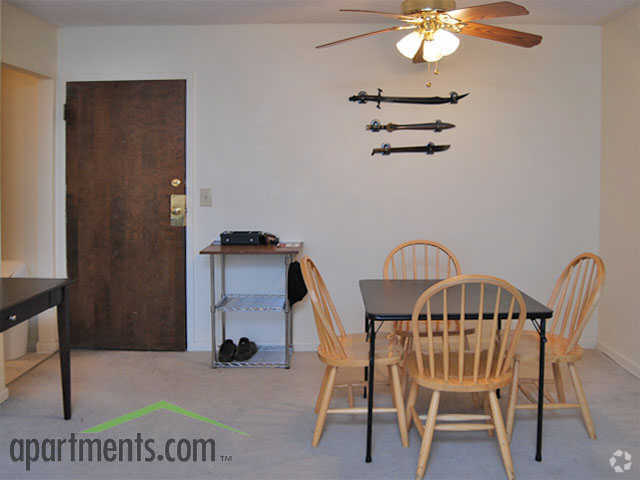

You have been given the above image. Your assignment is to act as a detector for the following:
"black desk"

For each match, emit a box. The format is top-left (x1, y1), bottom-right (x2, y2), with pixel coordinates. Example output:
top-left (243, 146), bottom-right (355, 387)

top-left (0, 278), bottom-right (73, 419)
top-left (359, 279), bottom-right (553, 464)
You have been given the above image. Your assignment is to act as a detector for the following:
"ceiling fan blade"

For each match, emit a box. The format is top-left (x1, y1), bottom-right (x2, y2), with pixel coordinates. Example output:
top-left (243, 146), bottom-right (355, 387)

top-left (459, 22), bottom-right (542, 47)
top-left (339, 9), bottom-right (418, 21)
top-left (315, 26), bottom-right (415, 49)
top-left (446, 2), bottom-right (529, 22)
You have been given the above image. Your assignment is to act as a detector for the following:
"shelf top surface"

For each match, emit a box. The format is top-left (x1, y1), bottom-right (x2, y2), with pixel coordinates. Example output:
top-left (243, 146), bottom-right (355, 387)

top-left (200, 242), bottom-right (302, 255)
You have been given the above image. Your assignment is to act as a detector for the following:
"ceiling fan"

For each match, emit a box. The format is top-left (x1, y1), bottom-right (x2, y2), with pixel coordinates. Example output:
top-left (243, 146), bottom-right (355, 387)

top-left (316, 1), bottom-right (542, 64)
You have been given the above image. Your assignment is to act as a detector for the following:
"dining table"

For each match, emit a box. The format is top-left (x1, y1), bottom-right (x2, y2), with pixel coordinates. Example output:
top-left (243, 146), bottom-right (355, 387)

top-left (359, 279), bottom-right (553, 464)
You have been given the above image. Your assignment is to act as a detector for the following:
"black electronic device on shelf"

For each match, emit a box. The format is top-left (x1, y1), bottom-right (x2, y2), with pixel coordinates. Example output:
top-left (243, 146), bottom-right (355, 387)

top-left (220, 231), bottom-right (279, 246)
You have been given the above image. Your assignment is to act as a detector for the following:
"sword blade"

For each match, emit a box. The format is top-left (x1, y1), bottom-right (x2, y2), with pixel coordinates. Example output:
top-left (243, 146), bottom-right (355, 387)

top-left (371, 144), bottom-right (450, 156)
top-left (350, 91), bottom-right (469, 106)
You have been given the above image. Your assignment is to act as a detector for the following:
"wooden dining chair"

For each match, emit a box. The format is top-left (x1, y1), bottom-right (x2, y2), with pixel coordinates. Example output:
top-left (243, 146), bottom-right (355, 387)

top-left (383, 241), bottom-right (472, 386)
top-left (383, 240), bottom-right (466, 337)
top-left (299, 256), bottom-right (409, 448)
top-left (507, 253), bottom-right (605, 442)
top-left (405, 275), bottom-right (528, 480)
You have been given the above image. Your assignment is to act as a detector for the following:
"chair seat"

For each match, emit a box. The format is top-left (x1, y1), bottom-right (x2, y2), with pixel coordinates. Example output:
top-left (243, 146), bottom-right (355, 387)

top-left (515, 331), bottom-right (584, 363)
top-left (318, 333), bottom-right (403, 368)
top-left (406, 350), bottom-right (513, 392)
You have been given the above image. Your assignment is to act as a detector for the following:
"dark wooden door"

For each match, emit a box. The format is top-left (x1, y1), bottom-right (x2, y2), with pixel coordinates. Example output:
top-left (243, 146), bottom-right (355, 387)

top-left (66, 80), bottom-right (186, 350)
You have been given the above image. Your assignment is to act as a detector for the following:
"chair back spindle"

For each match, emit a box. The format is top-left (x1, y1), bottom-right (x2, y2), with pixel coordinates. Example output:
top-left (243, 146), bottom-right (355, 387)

top-left (411, 275), bottom-right (527, 385)
top-left (300, 256), bottom-right (348, 360)
top-left (383, 240), bottom-right (461, 335)
top-left (547, 253), bottom-right (605, 353)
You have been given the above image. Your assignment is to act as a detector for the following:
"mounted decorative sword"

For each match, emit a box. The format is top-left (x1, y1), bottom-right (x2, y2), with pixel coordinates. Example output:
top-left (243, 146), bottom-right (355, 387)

top-left (366, 119), bottom-right (455, 133)
top-left (350, 89), bottom-right (469, 109)
top-left (371, 142), bottom-right (450, 156)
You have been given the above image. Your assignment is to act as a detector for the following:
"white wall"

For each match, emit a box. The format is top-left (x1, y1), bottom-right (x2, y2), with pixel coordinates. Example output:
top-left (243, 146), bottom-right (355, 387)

top-left (598, 5), bottom-right (640, 377)
top-left (57, 24), bottom-right (602, 351)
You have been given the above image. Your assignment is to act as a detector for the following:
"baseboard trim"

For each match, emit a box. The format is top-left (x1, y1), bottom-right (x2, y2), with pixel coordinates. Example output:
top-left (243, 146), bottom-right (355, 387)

top-left (0, 386), bottom-right (8, 404)
top-left (597, 341), bottom-right (640, 379)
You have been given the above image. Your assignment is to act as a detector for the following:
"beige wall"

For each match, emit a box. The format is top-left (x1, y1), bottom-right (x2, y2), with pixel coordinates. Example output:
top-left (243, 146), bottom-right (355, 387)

top-left (0, 0), bottom-right (7, 404)
top-left (1, 66), bottom-right (54, 277)
top-left (1, 2), bottom-right (57, 78)
top-left (58, 24), bottom-right (602, 351)
top-left (598, 5), bottom-right (640, 376)
top-left (1, 2), bottom-right (58, 354)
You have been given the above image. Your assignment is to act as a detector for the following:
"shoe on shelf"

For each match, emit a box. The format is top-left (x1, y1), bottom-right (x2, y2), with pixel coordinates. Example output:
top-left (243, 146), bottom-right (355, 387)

top-left (218, 339), bottom-right (236, 362)
top-left (234, 337), bottom-right (258, 362)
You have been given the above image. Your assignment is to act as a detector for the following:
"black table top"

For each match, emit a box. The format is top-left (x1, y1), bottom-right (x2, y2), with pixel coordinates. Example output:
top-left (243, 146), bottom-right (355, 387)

top-left (0, 278), bottom-right (72, 313)
top-left (360, 279), bottom-right (553, 321)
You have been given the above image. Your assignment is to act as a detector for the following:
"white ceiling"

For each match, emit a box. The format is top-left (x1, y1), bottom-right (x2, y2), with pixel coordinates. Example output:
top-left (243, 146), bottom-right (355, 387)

top-left (8, 0), bottom-right (639, 26)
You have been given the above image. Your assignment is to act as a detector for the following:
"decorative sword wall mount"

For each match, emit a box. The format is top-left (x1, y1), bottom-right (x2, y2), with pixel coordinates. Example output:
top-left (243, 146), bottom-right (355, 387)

top-left (349, 89), bottom-right (469, 109)
top-left (366, 119), bottom-right (455, 133)
top-left (371, 142), bottom-right (450, 157)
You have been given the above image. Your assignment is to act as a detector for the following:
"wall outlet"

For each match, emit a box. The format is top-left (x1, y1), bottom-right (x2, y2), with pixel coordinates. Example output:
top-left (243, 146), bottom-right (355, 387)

top-left (200, 188), bottom-right (212, 207)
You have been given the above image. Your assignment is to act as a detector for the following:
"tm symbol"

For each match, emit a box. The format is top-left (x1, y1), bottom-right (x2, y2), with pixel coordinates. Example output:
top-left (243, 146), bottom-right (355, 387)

top-left (219, 455), bottom-right (232, 463)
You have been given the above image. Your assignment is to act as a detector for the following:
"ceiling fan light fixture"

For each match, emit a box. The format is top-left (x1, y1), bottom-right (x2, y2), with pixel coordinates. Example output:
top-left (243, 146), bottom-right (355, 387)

top-left (432, 28), bottom-right (460, 56)
top-left (422, 39), bottom-right (443, 62)
top-left (396, 31), bottom-right (424, 58)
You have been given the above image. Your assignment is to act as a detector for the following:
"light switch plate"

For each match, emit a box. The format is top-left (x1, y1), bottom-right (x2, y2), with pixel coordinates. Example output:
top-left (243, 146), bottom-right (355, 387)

top-left (200, 188), bottom-right (212, 207)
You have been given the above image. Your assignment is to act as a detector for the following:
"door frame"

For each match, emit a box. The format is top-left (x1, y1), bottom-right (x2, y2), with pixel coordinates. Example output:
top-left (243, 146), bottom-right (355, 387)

top-left (55, 72), bottom-right (197, 350)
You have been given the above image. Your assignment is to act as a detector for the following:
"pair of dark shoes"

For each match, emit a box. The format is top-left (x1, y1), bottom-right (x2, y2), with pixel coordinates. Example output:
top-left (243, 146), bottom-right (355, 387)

top-left (218, 337), bottom-right (258, 362)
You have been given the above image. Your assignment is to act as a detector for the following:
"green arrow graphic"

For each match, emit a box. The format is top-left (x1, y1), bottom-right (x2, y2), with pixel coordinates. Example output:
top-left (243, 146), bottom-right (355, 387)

top-left (80, 401), bottom-right (249, 436)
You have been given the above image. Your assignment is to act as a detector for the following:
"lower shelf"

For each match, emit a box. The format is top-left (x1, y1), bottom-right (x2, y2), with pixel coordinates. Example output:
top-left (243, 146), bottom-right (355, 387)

top-left (213, 345), bottom-right (292, 369)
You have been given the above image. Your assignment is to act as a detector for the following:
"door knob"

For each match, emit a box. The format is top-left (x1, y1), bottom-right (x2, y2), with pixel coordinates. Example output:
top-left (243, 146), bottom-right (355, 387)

top-left (172, 207), bottom-right (183, 215)
top-left (171, 178), bottom-right (182, 188)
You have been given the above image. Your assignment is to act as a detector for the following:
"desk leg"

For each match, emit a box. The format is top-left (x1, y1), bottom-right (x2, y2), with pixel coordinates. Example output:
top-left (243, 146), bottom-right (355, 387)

top-left (366, 315), bottom-right (376, 463)
top-left (536, 317), bottom-right (547, 462)
top-left (56, 287), bottom-right (71, 420)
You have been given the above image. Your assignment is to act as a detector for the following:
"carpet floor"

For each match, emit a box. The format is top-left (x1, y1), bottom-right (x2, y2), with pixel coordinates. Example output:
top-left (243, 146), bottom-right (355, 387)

top-left (0, 349), bottom-right (638, 479)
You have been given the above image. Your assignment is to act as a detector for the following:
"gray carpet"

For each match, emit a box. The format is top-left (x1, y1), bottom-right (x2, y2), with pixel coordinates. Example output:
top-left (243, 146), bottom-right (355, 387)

top-left (0, 349), bottom-right (638, 479)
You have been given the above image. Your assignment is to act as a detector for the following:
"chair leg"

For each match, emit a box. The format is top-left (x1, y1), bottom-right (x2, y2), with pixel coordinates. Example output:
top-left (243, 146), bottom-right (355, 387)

top-left (488, 391), bottom-right (515, 480)
top-left (415, 390), bottom-right (440, 480)
top-left (406, 379), bottom-right (419, 432)
top-left (312, 366), bottom-right (337, 447)
top-left (568, 362), bottom-right (596, 439)
top-left (506, 359), bottom-right (520, 443)
top-left (390, 365), bottom-right (409, 447)
top-left (315, 366), bottom-right (330, 414)
top-left (483, 395), bottom-right (494, 437)
top-left (552, 362), bottom-right (567, 403)
top-left (388, 366), bottom-right (397, 410)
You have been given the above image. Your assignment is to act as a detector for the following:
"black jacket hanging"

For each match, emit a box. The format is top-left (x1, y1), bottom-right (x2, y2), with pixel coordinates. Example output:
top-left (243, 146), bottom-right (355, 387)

top-left (287, 261), bottom-right (307, 306)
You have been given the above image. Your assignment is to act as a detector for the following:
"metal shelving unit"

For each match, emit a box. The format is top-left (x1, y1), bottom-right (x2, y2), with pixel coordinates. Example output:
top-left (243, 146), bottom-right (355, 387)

top-left (200, 242), bottom-right (302, 369)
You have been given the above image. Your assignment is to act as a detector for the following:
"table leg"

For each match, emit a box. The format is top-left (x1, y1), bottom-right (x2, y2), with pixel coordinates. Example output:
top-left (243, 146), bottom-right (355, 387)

top-left (497, 317), bottom-right (502, 399)
top-left (221, 254), bottom-right (226, 344)
top-left (536, 317), bottom-right (547, 462)
top-left (364, 314), bottom-right (368, 399)
top-left (210, 255), bottom-right (217, 368)
top-left (284, 254), bottom-right (292, 369)
top-left (366, 315), bottom-right (376, 463)
top-left (56, 287), bottom-right (71, 420)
